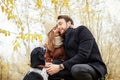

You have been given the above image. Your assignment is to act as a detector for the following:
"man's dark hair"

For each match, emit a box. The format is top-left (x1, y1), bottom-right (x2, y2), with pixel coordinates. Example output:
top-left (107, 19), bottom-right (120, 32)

top-left (57, 15), bottom-right (74, 25)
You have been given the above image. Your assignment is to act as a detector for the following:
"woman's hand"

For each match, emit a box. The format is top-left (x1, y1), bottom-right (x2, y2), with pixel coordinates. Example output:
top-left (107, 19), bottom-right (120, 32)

top-left (46, 64), bottom-right (60, 75)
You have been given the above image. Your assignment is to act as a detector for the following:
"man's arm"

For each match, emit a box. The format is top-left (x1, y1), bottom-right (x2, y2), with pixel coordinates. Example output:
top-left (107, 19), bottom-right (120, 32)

top-left (46, 63), bottom-right (64, 75)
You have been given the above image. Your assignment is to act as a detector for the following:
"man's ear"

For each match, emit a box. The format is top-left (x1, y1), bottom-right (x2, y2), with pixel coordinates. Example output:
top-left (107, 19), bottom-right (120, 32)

top-left (67, 21), bottom-right (72, 27)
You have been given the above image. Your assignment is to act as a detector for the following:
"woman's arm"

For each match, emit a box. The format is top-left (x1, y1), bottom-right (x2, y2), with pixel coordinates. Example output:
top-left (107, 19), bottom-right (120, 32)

top-left (45, 51), bottom-right (53, 62)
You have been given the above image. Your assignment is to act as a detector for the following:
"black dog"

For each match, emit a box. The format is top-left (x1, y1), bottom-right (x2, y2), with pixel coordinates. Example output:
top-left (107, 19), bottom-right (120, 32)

top-left (23, 47), bottom-right (46, 80)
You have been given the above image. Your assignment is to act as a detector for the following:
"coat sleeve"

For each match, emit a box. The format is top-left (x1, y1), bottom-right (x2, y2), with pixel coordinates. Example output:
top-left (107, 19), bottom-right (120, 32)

top-left (63, 26), bottom-right (94, 70)
top-left (45, 51), bottom-right (52, 62)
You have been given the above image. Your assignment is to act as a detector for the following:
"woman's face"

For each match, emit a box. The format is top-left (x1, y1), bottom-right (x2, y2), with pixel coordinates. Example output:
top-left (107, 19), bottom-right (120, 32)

top-left (53, 28), bottom-right (59, 36)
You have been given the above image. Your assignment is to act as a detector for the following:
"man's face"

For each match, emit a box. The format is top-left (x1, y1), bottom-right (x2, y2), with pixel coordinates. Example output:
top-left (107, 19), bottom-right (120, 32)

top-left (57, 19), bottom-right (69, 35)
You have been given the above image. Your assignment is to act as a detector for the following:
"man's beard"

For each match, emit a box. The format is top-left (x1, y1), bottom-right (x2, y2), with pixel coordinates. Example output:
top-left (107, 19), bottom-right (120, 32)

top-left (59, 24), bottom-right (68, 37)
top-left (59, 29), bottom-right (66, 37)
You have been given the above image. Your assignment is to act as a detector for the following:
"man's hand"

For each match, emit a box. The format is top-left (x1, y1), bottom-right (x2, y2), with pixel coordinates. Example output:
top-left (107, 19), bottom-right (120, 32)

top-left (46, 64), bottom-right (60, 75)
top-left (45, 62), bottom-right (52, 68)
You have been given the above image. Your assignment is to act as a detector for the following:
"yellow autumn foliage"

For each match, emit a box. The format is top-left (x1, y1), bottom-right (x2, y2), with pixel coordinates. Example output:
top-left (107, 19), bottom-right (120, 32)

top-left (16, 33), bottom-right (43, 43)
top-left (51, 0), bottom-right (58, 5)
top-left (0, 57), bottom-right (10, 80)
top-left (0, 29), bottom-right (11, 36)
top-left (1, 0), bottom-right (15, 20)
top-left (63, 0), bottom-right (69, 9)
top-left (13, 40), bottom-right (21, 51)
top-left (1, 6), bottom-right (5, 12)
top-left (83, 2), bottom-right (89, 13)
top-left (36, 0), bottom-right (42, 9)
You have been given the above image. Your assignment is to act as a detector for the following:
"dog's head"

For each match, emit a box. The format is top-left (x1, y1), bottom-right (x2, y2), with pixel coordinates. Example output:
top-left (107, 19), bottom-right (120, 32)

top-left (30, 47), bottom-right (46, 69)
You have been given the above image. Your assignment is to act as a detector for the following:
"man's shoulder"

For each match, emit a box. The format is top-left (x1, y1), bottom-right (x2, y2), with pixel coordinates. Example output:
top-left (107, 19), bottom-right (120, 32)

top-left (75, 25), bottom-right (89, 33)
top-left (76, 25), bottom-right (88, 30)
top-left (75, 25), bottom-right (94, 38)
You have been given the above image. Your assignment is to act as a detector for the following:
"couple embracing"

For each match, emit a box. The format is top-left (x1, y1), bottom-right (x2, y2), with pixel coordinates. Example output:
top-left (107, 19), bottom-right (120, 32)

top-left (24, 15), bottom-right (107, 80)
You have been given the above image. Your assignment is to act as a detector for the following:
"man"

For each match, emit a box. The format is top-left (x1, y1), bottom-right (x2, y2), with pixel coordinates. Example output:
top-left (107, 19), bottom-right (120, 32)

top-left (46, 15), bottom-right (107, 80)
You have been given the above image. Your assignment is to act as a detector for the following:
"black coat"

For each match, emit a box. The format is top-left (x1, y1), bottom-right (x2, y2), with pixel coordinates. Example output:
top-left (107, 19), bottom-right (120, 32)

top-left (62, 26), bottom-right (107, 78)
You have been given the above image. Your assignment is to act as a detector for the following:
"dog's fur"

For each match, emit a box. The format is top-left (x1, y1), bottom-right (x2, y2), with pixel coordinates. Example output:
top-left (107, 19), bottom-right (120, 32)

top-left (23, 47), bottom-right (47, 80)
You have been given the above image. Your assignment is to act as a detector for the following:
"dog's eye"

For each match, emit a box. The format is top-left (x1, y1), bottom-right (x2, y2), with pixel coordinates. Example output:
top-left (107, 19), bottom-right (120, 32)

top-left (39, 54), bottom-right (44, 60)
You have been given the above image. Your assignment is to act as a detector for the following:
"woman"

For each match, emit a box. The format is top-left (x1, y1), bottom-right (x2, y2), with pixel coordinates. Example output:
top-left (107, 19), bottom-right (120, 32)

top-left (45, 25), bottom-right (65, 64)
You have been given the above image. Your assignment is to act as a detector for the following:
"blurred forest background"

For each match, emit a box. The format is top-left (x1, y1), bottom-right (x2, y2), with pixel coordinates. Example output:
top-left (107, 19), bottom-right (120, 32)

top-left (0, 0), bottom-right (120, 80)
